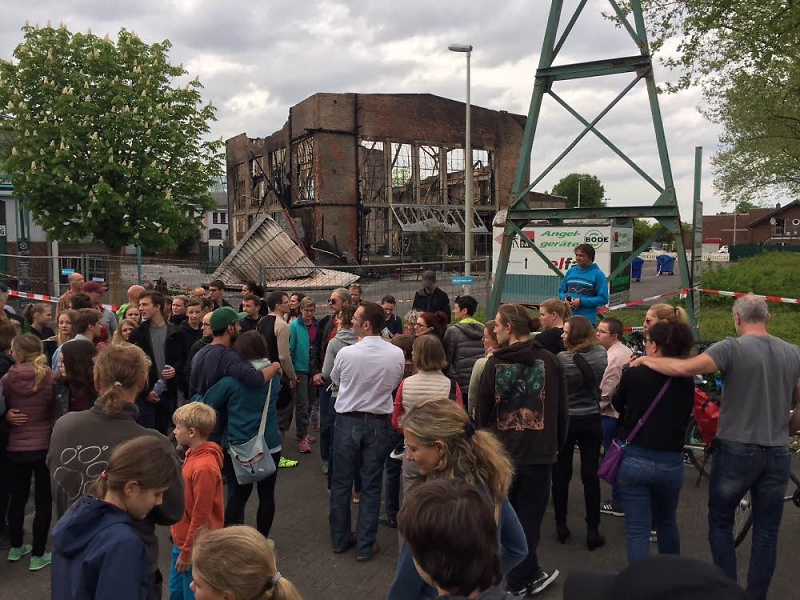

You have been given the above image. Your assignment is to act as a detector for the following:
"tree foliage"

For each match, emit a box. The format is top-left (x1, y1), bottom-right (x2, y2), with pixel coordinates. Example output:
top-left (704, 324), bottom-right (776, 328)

top-left (0, 24), bottom-right (223, 253)
top-left (550, 173), bottom-right (606, 209)
top-left (614, 1), bottom-right (800, 204)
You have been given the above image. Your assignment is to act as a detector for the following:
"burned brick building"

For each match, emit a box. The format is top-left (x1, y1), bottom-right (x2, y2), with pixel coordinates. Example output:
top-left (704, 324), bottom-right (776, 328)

top-left (226, 93), bottom-right (557, 265)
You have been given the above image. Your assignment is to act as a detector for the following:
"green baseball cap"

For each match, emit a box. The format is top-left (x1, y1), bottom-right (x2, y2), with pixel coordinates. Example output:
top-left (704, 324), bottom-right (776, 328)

top-left (209, 306), bottom-right (246, 331)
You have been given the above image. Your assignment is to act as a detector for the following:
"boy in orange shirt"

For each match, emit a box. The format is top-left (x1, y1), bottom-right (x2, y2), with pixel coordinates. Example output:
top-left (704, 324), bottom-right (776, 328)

top-left (170, 403), bottom-right (224, 600)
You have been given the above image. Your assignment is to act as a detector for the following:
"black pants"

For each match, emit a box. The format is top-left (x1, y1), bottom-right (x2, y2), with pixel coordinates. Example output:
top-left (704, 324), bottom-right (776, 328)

top-left (136, 397), bottom-right (175, 436)
top-left (506, 463), bottom-right (553, 590)
top-left (224, 451), bottom-right (280, 538)
top-left (8, 456), bottom-right (51, 556)
top-left (0, 431), bottom-right (11, 532)
top-left (552, 413), bottom-right (603, 530)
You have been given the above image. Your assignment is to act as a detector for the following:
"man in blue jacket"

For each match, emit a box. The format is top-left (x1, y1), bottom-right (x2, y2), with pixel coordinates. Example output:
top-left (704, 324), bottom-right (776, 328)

top-left (558, 243), bottom-right (609, 324)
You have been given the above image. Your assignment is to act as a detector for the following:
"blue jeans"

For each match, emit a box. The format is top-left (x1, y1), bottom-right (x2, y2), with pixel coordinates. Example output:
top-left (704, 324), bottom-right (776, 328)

top-left (319, 387), bottom-right (335, 463)
top-left (383, 430), bottom-right (404, 518)
top-left (617, 445), bottom-right (684, 563)
top-left (601, 415), bottom-right (622, 505)
top-left (708, 439), bottom-right (791, 600)
top-left (169, 546), bottom-right (194, 600)
top-left (329, 413), bottom-right (393, 557)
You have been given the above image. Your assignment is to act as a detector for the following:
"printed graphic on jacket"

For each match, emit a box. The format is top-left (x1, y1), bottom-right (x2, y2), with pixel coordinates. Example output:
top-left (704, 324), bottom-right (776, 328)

top-left (53, 445), bottom-right (109, 505)
top-left (564, 278), bottom-right (599, 297)
top-left (494, 360), bottom-right (546, 431)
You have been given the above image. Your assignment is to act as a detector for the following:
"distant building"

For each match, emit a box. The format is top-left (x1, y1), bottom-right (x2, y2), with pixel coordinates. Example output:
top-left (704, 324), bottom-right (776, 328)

top-left (226, 93), bottom-right (562, 264)
top-left (703, 202), bottom-right (800, 247)
top-left (201, 178), bottom-right (228, 248)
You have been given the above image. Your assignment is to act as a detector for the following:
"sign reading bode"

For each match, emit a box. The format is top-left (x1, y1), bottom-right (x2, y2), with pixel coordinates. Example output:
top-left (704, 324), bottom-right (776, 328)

top-left (492, 222), bottom-right (634, 304)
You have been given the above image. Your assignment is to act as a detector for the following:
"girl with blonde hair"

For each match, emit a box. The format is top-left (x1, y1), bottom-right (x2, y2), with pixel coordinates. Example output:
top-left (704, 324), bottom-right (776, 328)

top-left (388, 397), bottom-right (526, 600)
top-left (191, 525), bottom-right (302, 600)
top-left (643, 303), bottom-right (689, 333)
top-left (3, 333), bottom-right (56, 569)
top-left (112, 318), bottom-right (139, 345)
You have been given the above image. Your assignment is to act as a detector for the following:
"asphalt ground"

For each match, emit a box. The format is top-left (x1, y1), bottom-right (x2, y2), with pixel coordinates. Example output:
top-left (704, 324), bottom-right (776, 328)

top-left (3, 430), bottom-right (799, 600)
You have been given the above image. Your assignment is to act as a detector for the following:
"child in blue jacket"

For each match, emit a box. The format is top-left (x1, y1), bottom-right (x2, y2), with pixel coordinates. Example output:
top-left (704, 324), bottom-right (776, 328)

top-left (51, 436), bottom-right (180, 600)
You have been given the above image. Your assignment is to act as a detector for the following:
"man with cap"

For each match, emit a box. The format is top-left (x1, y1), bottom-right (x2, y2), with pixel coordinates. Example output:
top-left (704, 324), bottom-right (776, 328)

top-left (412, 271), bottom-right (451, 323)
top-left (81, 280), bottom-right (118, 336)
top-left (564, 555), bottom-right (748, 600)
top-left (56, 272), bottom-right (85, 317)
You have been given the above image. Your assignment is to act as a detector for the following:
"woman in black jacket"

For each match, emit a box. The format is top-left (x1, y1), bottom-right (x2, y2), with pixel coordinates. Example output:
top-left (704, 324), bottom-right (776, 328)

top-left (552, 315), bottom-right (607, 550)
top-left (612, 321), bottom-right (694, 563)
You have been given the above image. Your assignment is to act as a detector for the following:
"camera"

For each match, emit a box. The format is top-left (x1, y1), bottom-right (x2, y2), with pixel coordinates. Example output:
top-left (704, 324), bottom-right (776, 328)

top-left (566, 295), bottom-right (573, 302)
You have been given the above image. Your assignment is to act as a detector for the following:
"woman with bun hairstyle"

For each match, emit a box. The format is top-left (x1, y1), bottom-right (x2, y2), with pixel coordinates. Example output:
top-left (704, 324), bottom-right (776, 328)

top-left (475, 303), bottom-right (569, 596)
top-left (388, 397), bottom-right (526, 600)
top-left (414, 311), bottom-right (448, 341)
top-left (612, 321), bottom-right (695, 564)
top-left (536, 298), bottom-right (571, 355)
top-left (552, 315), bottom-right (608, 551)
top-left (191, 525), bottom-right (302, 600)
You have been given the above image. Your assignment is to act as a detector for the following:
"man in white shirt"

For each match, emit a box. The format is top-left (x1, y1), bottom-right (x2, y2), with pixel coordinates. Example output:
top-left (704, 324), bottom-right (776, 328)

top-left (595, 317), bottom-right (632, 518)
top-left (329, 301), bottom-right (404, 562)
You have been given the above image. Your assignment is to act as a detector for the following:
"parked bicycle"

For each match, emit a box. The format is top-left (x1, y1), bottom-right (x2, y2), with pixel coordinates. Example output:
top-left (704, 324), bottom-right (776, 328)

top-left (733, 469), bottom-right (800, 547)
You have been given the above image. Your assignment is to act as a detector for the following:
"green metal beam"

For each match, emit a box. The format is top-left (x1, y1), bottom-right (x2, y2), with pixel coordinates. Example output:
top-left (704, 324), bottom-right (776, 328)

top-left (537, 55), bottom-right (651, 82)
top-left (489, 1), bottom-right (693, 326)
top-left (506, 205), bottom-right (680, 221)
top-left (508, 221), bottom-right (566, 278)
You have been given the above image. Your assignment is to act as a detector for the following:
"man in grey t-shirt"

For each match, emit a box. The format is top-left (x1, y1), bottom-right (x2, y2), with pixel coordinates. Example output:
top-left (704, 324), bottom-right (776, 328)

top-left (634, 294), bottom-right (800, 600)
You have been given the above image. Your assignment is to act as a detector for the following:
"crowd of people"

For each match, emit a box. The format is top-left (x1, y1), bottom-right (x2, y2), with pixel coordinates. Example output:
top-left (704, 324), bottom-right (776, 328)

top-left (0, 246), bottom-right (798, 600)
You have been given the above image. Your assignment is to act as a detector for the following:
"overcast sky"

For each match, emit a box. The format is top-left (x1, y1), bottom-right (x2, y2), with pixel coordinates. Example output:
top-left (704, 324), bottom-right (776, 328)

top-left (2, 0), bottom-right (726, 218)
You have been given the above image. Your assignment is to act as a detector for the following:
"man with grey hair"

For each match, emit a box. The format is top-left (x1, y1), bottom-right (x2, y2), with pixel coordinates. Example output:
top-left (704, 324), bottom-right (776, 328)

top-left (311, 287), bottom-right (352, 474)
top-left (634, 293), bottom-right (800, 600)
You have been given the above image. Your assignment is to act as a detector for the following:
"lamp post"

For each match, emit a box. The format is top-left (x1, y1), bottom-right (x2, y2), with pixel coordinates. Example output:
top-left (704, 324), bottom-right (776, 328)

top-left (449, 43), bottom-right (473, 293)
top-left (577, 175), bottom-right (585, 209)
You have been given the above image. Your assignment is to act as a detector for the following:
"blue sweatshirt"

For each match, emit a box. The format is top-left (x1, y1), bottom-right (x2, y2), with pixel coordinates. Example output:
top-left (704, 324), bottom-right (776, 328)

top-left (52, 496), bottom-right (149, 600)
top-left (558, 262), bottom-right (609, 323)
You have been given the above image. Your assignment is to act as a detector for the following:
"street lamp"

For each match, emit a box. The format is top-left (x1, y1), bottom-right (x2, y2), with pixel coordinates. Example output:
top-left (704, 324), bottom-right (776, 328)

top-left (449, 43), bottom-right (473, 292)
top-left (577, 175), bottom-right (586, 209)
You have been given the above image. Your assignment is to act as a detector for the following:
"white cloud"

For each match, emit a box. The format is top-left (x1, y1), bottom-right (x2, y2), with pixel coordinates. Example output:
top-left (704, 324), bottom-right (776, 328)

top-left (0, 0), bottom-right (728, 214)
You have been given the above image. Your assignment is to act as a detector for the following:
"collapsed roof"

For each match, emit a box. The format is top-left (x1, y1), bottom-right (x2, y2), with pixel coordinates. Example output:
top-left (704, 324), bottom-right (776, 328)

top-left (211, 213), bottom-right (359, 290)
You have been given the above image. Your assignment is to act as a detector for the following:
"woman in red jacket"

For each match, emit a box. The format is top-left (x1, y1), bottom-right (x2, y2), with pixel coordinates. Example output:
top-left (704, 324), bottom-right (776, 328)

top-left (3, 333), bottom-right (56, 570)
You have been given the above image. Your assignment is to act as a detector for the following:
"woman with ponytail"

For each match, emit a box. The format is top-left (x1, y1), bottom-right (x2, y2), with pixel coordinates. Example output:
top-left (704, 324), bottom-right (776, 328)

top-left (191, 525), bottom-right (302, 600)
top-left (388, 397), bottom-right (526, 600)
top-left (51, 436), bottom-right (179, 600)
top-left (3, 333), bottom-right (56, 569)
top-left (536, 298), bottom-right (571, 355)
top-left (47, 344), bottom-right (184, 599)
top-left (474, 303), bottom-right (570, 596)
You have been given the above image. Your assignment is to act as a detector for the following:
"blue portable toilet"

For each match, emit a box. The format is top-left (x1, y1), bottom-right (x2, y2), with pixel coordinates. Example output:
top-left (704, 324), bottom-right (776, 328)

top-left (656, 254), bottom-right (675, 275)
top-left (631, 256), bottom-right (644, 281)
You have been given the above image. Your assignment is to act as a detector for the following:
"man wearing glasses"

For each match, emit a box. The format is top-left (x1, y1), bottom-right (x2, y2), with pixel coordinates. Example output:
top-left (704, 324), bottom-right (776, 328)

top-left (311, 288), bottom-right (352, 474)
top-left (595, 317), bottom-right (631, 518)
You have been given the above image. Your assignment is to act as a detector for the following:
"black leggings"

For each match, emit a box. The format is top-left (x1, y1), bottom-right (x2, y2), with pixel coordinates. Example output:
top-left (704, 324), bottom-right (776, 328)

top-left (552, 413), bottom-right (603, 530)
top-left (224, 451), bottom-right (280, 538)
top-left (8, 456), bottom-right (52, 556)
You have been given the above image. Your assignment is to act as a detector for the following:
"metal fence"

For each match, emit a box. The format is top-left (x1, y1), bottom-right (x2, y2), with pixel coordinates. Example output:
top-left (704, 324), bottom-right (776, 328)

top-left (0, 252), bottom-right (492, 319)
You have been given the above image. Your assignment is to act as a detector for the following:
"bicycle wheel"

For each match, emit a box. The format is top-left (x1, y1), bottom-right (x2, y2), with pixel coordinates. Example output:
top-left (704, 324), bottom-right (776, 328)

top-left (684, 418), bottom-right (712, 480)
top-left (733, 492), bottom-right (753, 547)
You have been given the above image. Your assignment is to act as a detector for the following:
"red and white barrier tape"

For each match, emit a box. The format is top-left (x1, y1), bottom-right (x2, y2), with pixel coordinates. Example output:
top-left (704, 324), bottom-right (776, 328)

top-left (7, 289), bottom-right (119, 312)
top-left (599, 289), bottom-right (684, 313)
top-left (696, 289), bottom-right (800, 306)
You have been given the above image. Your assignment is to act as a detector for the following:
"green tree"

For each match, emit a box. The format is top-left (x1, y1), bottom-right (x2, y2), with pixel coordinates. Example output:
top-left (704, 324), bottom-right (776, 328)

top-left (0, 24), bottom-right (222, 296)
top-left (613, 1), bottom-right (800, 203)
top-left (550, 173), bottom-right (606, 209)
